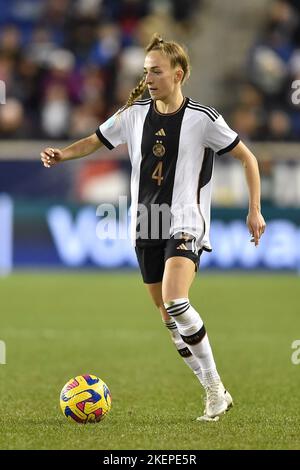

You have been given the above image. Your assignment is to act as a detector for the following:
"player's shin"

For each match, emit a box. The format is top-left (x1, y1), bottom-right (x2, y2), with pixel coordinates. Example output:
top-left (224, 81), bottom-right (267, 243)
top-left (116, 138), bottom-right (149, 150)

top-left (164, 298), bottom-right (220, 387)
top-left (163, 319), bottom-right (204, 387)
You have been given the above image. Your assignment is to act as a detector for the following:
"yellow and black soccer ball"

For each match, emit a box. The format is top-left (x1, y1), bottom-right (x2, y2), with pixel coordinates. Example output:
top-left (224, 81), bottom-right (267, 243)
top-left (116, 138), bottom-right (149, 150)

top-left (60, 374), bottom-right (112, 423)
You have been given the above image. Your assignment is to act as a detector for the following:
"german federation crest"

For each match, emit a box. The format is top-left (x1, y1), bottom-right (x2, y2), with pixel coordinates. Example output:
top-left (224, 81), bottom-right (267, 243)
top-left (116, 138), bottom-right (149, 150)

top-left (153, 141), bottom-right (165, 157)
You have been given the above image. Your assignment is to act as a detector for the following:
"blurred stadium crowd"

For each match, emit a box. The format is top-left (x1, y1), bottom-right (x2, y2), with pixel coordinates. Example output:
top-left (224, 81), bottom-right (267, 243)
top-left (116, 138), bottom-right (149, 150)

top-left (229, 0), bottom-right (300, 142)
top-left (0, 0), bottom-right (200, 140)
top-left (0, 0), bottom-right (299, 142)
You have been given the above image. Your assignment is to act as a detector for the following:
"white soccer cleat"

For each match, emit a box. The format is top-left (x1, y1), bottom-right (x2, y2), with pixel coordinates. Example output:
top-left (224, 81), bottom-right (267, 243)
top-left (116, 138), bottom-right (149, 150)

top-left (197, 383), bottom-right (233, 421)
top-left (197, 414), bottom-right (220, 422)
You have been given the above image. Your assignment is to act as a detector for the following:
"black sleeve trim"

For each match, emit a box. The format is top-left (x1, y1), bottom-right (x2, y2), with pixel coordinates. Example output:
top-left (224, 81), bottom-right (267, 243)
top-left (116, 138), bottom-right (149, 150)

top-left (95, 128), bottom-right (115, 150)
top-left (217, 136), bottom-right (240, 156)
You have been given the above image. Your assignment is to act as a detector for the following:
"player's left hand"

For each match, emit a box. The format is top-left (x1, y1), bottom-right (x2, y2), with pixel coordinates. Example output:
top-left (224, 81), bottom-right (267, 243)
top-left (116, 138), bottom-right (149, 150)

top-left (246, 210), bottom-right (266, 247)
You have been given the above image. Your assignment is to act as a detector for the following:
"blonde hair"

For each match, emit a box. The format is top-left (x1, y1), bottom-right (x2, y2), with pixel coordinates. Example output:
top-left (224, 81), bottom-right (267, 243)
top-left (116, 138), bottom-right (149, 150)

top-left (122, 33), bottom-right (190, 112)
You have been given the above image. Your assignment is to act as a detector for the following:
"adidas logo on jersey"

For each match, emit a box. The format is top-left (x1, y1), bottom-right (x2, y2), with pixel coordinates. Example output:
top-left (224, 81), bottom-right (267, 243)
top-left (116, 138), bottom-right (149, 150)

top-left (155, 128), bottom-right (166, 136)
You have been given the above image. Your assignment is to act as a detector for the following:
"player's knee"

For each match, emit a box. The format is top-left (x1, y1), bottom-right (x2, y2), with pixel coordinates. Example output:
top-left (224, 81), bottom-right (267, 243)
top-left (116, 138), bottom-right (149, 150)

top-left (163, 297), bottom-right (189, 311)
top-left (162, 287), bottom-right (189, 305)
top-left (163, 297), bottom-right (200, 325)
top-left (162, 292), bottom-right (180, 305)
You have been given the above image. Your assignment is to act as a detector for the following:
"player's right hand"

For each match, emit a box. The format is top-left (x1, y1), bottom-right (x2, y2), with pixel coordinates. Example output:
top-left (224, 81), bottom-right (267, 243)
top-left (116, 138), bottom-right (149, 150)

top-left (40, 148), bottom-right (63, 168)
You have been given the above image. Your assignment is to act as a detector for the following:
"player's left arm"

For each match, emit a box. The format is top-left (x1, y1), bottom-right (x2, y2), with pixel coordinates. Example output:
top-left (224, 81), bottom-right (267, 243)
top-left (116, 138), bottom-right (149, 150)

top-left (230, 141), bottom-right (266, 246)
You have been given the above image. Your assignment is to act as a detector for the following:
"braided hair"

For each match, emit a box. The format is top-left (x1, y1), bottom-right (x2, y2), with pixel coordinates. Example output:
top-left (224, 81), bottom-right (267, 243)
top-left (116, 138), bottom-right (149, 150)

top-left (122, 75), bottom-right (147, 111)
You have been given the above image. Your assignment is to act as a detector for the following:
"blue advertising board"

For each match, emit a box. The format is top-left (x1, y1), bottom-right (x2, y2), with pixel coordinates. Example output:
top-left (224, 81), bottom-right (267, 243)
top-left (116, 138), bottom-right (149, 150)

top-left (1, 194), bottom-right (300, 271)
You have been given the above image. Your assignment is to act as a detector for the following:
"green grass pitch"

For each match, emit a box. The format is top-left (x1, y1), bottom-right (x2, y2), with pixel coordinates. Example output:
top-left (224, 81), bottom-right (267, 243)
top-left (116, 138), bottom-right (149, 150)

top-left (0, 272), bottom-right (299, 450)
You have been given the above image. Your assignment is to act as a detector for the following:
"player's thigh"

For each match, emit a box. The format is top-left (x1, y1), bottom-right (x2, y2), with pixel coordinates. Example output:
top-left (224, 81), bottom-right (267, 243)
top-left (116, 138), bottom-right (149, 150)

top-left (162, 256), bottom-right (196, 303)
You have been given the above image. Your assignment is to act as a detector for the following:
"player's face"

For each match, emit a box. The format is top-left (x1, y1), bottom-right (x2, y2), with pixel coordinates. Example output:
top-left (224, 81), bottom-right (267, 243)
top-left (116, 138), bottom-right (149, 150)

top-left (144, 51), bottom-right (181, 101)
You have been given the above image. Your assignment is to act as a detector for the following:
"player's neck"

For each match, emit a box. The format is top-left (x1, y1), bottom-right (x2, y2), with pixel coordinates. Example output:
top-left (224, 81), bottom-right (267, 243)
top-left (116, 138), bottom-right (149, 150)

top-left (155, 92), bottom-right (185, 114)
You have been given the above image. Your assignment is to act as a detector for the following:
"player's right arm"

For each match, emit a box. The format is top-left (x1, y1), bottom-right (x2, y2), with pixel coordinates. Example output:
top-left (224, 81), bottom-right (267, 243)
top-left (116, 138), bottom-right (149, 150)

top-left (40, 133), bottom-right (103, 168)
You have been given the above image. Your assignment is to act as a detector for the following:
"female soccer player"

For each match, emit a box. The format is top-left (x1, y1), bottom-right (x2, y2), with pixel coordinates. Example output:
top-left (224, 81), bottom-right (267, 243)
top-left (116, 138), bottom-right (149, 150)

top-left (41, 33), bottom-right (266, 421)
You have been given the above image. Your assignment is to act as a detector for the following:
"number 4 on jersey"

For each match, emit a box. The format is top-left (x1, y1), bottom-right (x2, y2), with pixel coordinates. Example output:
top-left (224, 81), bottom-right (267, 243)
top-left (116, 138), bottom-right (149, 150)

top-left (152, 161), bottom-right (164, 186)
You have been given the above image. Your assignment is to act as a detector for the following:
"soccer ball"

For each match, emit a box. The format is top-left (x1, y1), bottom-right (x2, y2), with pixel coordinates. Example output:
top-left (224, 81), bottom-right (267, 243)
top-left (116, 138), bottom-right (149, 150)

top-left (60, 374), bottom-right (112, 423)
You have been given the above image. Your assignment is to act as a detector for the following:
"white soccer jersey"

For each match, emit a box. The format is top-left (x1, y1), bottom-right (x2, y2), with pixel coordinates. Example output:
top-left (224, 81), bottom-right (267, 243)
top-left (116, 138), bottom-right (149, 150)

top-left (96, 97), bottom-right (239, 251)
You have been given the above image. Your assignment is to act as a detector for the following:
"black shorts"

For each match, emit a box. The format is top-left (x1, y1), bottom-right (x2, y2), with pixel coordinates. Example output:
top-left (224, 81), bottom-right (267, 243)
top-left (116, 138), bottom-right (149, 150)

top-left (135, 232), bottom-right (202, 284)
